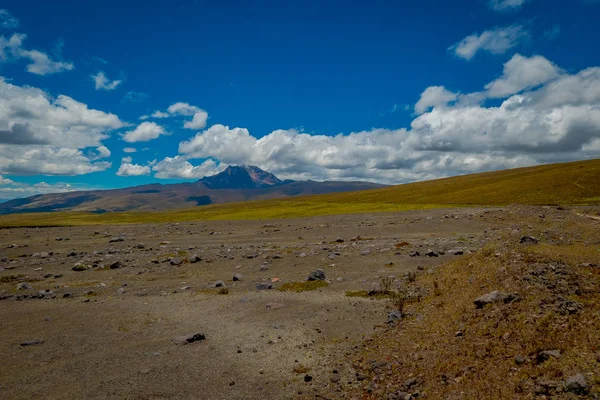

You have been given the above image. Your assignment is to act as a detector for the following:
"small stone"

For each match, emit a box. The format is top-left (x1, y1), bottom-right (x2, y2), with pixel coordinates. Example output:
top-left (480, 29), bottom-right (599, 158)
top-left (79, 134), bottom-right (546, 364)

top-left (213, 280), bottom-right (226, 288)
top-left (425, 250), bottom-right (438, 257)
top-left (579, 262), bottom-right (598, 268)
top-left (537, 350), bottom-right (561, 363)
top-left (188, 254), bottom-right (201, 263)
top-left (62, 292), bottom-right (72, 298)
top-left (404, 378), bottom-right (417, 388)
top-left (474, 290), bottom-right (519, 308)
top-left (564, 374), bottom-right (588, 395)
top-left (109, 236), bottom-right (125, 243)
top-left (307, 269), bottom-right (326, 281)
top-left (409, 251), bottom-right (420, 257)
top-left (255, 283), bottom-right (273, 290)
top-left (387, 310), bottom-right (402, 323)
top-left (265, 303), bottom-right (286, 309)
top-left (136, 243), bottom-right (145, 249)
top-left (109, 261), bottom-right (123, 269)
top-left (17, 282), bottom-right (32, 290)
top-left (172, 333), bottom-right (206, 345)
top-left (37, 289), bottom-right (55, 299)
top-left (259, 264), bottom-right (269, 271)
top-left (448, 248), bottom-right (464, 256)
top-left (514, 355), bottom-right (526, 365)
top-left (170, 258), bottom-right (182, 266)
top-left (335, 238), bottom-right (344, 243)
top-left (304, 375), bottom-right (313, 383)
top-left (117, 287), bottom-right (125, 295)
top-left (519, 236), bottom-right (538, 245)
top-left (233, 274), bottom-right (242, 281)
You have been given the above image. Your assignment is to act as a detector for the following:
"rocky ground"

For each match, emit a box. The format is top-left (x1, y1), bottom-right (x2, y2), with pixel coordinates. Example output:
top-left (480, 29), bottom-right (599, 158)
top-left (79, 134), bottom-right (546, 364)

top-left (0, 206), bottom-right (597, 399)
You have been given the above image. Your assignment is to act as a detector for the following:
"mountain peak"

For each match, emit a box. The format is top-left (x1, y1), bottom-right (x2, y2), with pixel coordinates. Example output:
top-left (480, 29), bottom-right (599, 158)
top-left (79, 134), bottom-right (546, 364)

top-left (198, 165), bottom-right (284, 189)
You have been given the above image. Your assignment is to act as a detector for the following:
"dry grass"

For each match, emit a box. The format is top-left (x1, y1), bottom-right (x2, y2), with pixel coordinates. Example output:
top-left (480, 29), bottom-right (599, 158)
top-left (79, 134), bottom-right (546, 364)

top-left (347, 220), bottom-right (600, 399)
top-left (1, 158), bottom-right (599, 227)
top-left (278, 280), bottom-right (329, 292)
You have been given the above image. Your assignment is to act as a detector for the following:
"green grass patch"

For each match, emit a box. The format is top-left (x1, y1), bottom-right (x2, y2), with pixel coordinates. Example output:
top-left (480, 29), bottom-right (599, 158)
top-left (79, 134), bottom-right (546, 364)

top-left (278, 280), bottom-right (329, 292)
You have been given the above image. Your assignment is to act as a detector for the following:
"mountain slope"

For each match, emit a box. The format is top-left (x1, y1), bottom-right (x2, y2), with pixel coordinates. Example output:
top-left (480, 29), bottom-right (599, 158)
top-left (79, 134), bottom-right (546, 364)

top-left (0, 166), bottom-right (384, 214)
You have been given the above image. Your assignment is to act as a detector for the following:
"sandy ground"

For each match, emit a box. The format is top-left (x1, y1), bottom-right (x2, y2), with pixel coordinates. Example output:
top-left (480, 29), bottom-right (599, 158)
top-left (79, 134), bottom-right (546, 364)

top-left (0, 208), bottom-right (498, 399)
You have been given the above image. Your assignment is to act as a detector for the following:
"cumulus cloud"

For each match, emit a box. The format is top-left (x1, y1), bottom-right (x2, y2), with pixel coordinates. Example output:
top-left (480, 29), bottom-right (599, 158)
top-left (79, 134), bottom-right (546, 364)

top-left (0, 33), bottom-right (74, 75)
top-left (122, 122), bottom-right (167, 143)
top-left (415, 86), bottom-right (458, 114)
top-left (165, 55), bottom-right (600, 183)
top-left (0, 146), bottom-right (111, 175)
top-left (0, 180), bottom-right (82, 199)
top-left (143, 102), bottom-right (209, 129)
top-left (122, 91), bottom-right (148, 103)
top-left (152, 156), bottom-right (225, 179)
top-left (449, 25), bottom-right (528, 60)
top-left (0, 9), bottom-right (19, 29)
top-left (488, 0), bottom-right (528, 11)
top-left (485, 54), bottom-right (562, 98)
top-left (116, 156), bottom-right (151, 176)
top-left (92, 71), bottom-right (122, 91)
top-left (123, 147), bottom-right (137, 153)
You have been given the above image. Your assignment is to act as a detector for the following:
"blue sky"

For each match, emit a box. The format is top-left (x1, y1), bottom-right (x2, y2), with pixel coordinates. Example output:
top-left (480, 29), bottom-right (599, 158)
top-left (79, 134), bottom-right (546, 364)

top-left (0, 0), bottom-right (599, 198)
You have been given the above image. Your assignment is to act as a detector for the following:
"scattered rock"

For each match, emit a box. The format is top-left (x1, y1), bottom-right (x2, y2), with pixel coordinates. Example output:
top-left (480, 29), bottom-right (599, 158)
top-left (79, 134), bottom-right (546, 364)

top-left (307, 269), bottom-right (326, 281)
top-left (109, 236), bottom-right (125, 243)
top-left (335, 238), bottom-right (344, 243)
top-left (109, 261), bottom-right (123, 269)
top-left (514, 355), bottom-right (526, 365)
top-left (256, 283), bottom-right (273, 290)
top-left (259, 264), bottom-right (269, 271)
top-left (361, 250), bottom-right (370, 256)
top-left (425, 250), bottom-right (438, 257)
top-left (170, 258), bottom-right (182, 266)
top-left (232, 274), bottom-right (242, 281)
top-left (565, 374), bottom-right (588, 395)
top-left (117, 287), bottom-right (125, 295)
top-left (172, 333), bottom-right (206, 345)
top-left (387, 310), bottom-right (402, 323)
top-left (519, 236), bottom-right (538, 245)
top-left (409, 251), bottom-right (420, 257)
top-left (213, 280), bottom-right (226, 288)
top-left (37, 289), bottom-right (55, 299)
top-left (265, 303), bottom-right (286, 309)
top-left (448, 248), bottom-right (464, 256)
top-left (579, 262), bottom-right (598, 268)
top-left (537, 349), bottom-right (561, 363)
top-left (136, 243), bottom-right (145, 249)
top-left (474, 290), bottom-right (519, 308)
top-left (17, 282), bottom-right (32, 290)
top-left (188, 254), bottom-right (201, 263)
top-left (72, 262), bottom-right (89, 272)
top-left (304, 375), bottom-right (313, 383)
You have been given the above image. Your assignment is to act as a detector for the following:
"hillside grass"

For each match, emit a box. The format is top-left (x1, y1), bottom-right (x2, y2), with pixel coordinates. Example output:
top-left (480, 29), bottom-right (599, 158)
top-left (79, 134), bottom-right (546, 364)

top-left (1, 158), bottom-right (599, 227)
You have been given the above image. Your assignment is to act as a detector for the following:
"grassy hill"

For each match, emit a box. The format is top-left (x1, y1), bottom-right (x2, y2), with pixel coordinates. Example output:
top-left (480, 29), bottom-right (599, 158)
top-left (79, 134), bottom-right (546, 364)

top-left (1, 158), bottom-right (598, 227)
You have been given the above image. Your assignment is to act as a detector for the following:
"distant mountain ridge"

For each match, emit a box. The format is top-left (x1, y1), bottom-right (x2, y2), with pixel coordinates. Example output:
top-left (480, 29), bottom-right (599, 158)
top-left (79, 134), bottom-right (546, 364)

top-left (0, 166), bottom-right (385, 214)
top-left (198, 165), bottom-right (285, 189)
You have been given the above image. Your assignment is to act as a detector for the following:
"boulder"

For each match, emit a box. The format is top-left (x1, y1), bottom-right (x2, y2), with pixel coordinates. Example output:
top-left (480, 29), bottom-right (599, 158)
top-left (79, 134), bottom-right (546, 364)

top-left (474, 290), bottom-right (519, 308)
top-left (307, 269), bottom-right (326, 281)
top-left (565, 374), bottom-right (589, 395)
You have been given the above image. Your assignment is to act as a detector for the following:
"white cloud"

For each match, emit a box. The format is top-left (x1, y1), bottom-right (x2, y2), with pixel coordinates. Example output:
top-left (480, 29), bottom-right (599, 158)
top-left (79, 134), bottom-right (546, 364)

top-left (123, 91), bottom-right (148, 103)
top-left (0, 174), bottom-right (13, 184)
top-left (0, 9), bottom-right (19, 29)
top-left (169, 55), bottom-right (600, 184)
top-left (485, 54), bottom-right (562, 98)
top-left (123, 147), bottom-right (137, 153)
top-left (184, 110), bottom-right (208, 129)
top-left (0, 180), bottom-right (81, 199)
top-left (167, 102), bottom-right (201, 116)
top-left (116, 157), bottom-right (151, 176)
top-left (415, 86), bottom-right (458, 114)
top-left (122, 122), bottom-right (167, 143)
top-left (449, 25), bottom-right (528, 60)
top-left (92, 71), bottom-right (122, 91)
top-left (0, 146), bottom-right (111, 175)
top-left (0, 33), bottom-right (74, 75)
top-left (152, 111), bottom-right (170, 118)
top-left (152, 156), bottom-right (225, 179)
top-left (488, 0), bottom-right (528, 11)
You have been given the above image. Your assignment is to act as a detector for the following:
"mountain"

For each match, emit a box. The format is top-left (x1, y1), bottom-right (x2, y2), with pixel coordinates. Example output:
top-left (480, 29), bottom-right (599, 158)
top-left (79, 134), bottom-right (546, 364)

top-left (198, 165), bottom-right (284, 189)
top-left (0, 166), bottom-right (385, 214)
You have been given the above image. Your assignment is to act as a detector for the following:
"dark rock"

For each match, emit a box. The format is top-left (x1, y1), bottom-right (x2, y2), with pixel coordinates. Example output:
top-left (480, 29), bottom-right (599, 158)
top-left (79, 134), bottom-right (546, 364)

top-left (537, 349), bottom-right (561, 363)
top-left (307, 269), bottom-right (326, 281)
top-left (170, 258), bottom-right (182, 266)
top-left (409, 251), bottom-right (420, 257)
top-left (17, 282), bottom-right (32, 290)
top-left (136, 243), bottom-right (145, 249)
top-left (109, 261), bottom-right (123, 269)
top-left (304, 375), bottom-right (313, 383)
top-left (425, 250), bottom-right (438, 257)
top-left (579, 262), bottom-right (598, 268)
top-left (20, 340), bottom-right (44, 346)
top-left (387, 310), bottom-right (402, 323)
top-left (474, 290), bottom-right (519, 308)
top-left (37, 289), bottom-right (55, 299)
top-left (256, 283), bottom-right (273, 290)
top-left (72, 262), bottom-right (88, 271)
top-left (335, 238), bottom-right (344, 243)
top-left (565, 374), bottom-right (588, 395)
top-left (67, 251), bottom-right (77, 257)
top-left (172, 333), bottom-right (206, 345)
top-left (514, 355), bottom-right (526, 365)
top-left (519, 236), bottom-right (539, 245)
top-left (259, 264), bottom-right (269, 271)
top-left (448, 248), bottom-right (464, 256)
top-left (265, 303), bottom-right (286, 309)
top-left (62, 292), bottom-right (72, 298)
top-left (233, 274), bottom-right (242, 281)
top-left (404, 378), bottom-right (417, 388)
top-left (188, 254), bottom-right (201, 263)
top-left (213, 280), bottom-right (226, 288)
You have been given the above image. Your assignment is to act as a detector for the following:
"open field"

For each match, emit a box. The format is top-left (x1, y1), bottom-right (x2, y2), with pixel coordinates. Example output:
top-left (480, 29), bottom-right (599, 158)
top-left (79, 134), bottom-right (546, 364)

top-left (1, 205), bottom-right (598, 399)
top-left (0, 158), bottom-right (598, 227)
